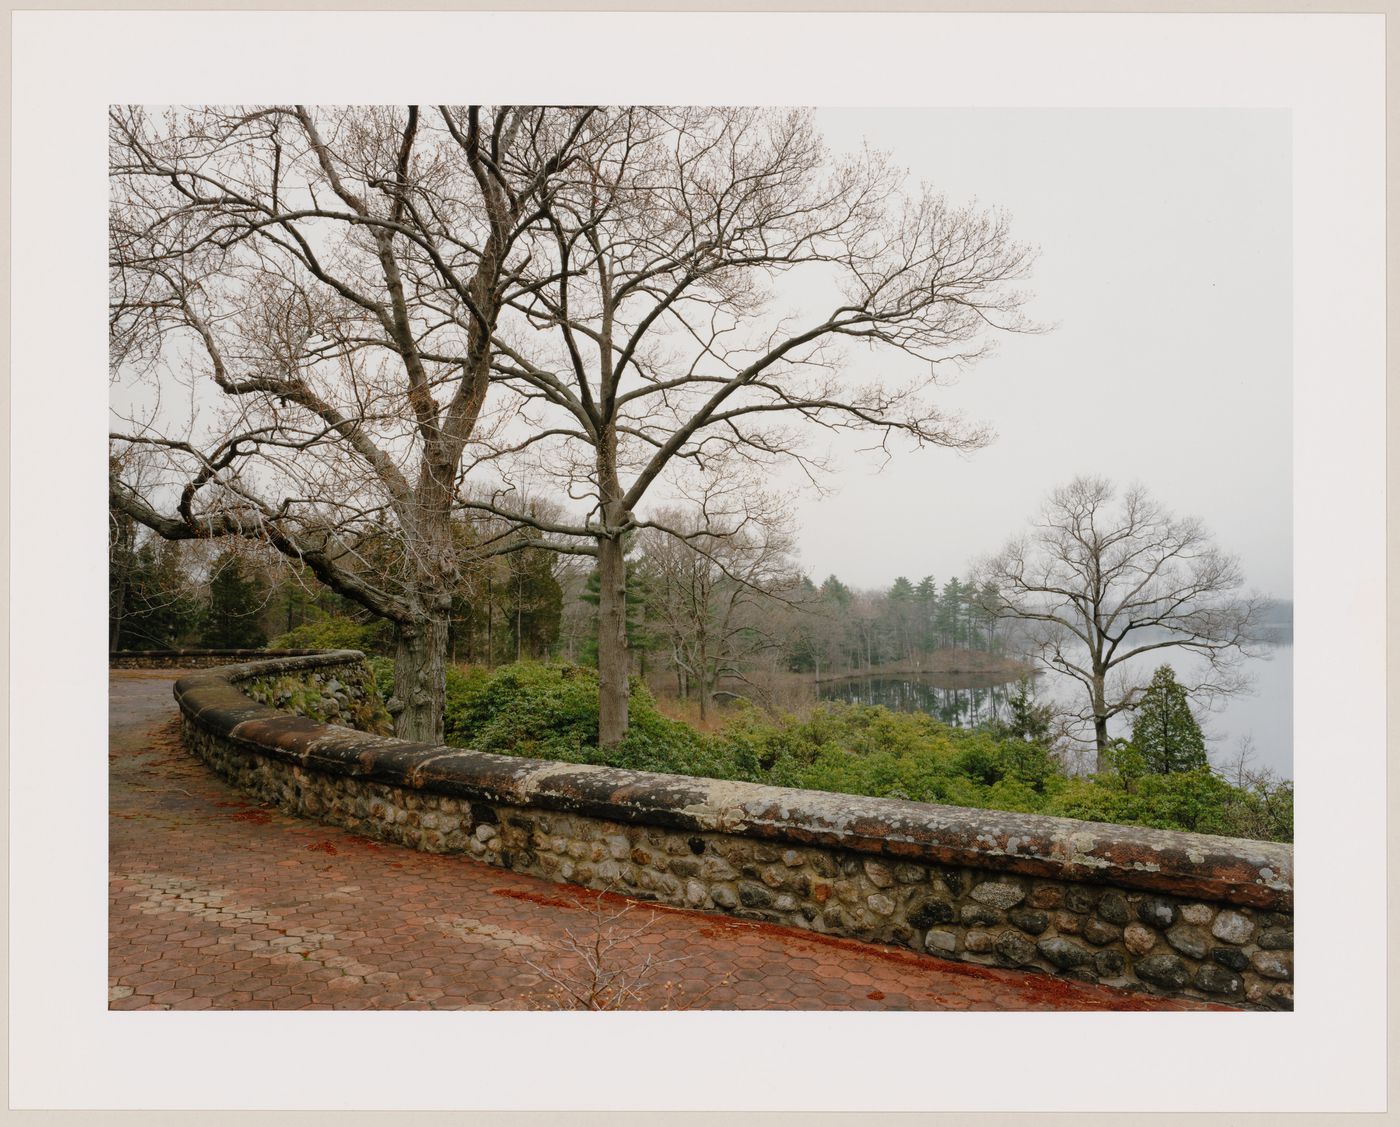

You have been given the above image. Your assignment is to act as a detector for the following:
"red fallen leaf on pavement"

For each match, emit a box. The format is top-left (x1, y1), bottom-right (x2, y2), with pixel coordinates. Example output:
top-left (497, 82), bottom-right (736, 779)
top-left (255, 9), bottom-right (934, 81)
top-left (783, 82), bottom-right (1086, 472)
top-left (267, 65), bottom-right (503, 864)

top-left (231, 810), bottom-right (272, 825)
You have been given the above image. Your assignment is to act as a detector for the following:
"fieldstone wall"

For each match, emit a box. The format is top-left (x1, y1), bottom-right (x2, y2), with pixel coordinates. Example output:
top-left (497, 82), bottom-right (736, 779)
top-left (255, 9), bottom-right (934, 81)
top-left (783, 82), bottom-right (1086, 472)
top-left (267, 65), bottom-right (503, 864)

top-left (236, 653), bottom-right (392, 736)
top-left (172, 652), bottom-right (1294, 1010)
top-left (110, 649), bottom-right (325, 670)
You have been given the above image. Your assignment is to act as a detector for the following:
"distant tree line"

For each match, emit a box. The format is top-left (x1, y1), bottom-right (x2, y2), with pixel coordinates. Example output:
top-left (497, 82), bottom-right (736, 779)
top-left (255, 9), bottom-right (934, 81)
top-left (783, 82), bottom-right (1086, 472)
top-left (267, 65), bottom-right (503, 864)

top-left (786, 574), bottom-right (1004, 678)
top-left (111, 499), bottom-right (1009, 706)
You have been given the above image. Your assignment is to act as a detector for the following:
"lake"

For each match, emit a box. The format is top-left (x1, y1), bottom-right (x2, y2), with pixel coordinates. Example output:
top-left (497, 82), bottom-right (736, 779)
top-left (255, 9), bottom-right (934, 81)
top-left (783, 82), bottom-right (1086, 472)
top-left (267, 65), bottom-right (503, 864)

top-left (816, 644), bottom-right (1293, 780)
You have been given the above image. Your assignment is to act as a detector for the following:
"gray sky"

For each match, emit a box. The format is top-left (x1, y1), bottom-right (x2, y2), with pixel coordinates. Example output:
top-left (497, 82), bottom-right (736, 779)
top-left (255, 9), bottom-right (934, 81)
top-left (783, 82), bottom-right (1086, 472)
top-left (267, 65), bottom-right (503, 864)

top-left (785, 109), bottom-right (1291, 597)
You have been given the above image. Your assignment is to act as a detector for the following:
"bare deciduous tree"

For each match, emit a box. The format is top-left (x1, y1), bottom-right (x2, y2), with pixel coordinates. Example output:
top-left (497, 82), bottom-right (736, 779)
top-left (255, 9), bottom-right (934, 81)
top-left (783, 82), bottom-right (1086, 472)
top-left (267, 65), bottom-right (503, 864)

top-left (108, 105), bottom-right (601, 741)
top-left (974, 476), bottom-right (1267, 771)
top-left (635, 483), bottom-right (798, 721)
top-left (461, 106), bottom-right (1037, 744)
top-left (111, 105), bottom-right (1036, 747)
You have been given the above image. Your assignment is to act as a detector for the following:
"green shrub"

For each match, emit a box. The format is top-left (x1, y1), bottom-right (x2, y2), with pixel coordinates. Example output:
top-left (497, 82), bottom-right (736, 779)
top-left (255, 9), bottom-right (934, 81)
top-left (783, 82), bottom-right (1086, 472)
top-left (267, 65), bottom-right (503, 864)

top-left (1041, 766), bottom-right (1291, 842)
top-left (1040, 776), bottom-right (1147, 827)
top-left (448, 663), bottom-right (601, 759)
top-left (268, 615), bottom-right (381, 653)
top-left (429, 662), bottom-right (1290, 842)
top-left (367, 655), bottom-right (395, 702)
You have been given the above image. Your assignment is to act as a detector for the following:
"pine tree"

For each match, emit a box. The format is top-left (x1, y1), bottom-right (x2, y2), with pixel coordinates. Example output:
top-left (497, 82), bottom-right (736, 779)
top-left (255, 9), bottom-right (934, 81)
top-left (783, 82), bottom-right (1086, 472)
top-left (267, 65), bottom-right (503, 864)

top-left (884, 576), bottom-right (916, 660)
top-left (1131, 665), bottom-right (1208, 774)
top-left (201, 550), bottom-right (269, 649)
top-left (114, 537), bottom-right (203, 649)
top-left (579, 555), bottom-right (655, 671)
top-left (501, 548), bottom-right (564, 661)
top-left (915, 575), bottom-right (939, 651)
top-left (937, 577), bottom-right (964, 648)
top-left (1003, 676), bottom-right (1054, 744)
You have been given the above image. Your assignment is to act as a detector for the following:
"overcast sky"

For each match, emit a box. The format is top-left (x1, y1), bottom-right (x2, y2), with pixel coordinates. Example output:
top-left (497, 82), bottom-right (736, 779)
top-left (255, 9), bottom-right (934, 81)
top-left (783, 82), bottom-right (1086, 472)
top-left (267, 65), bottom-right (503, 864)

top-left (782, 109), bottom-right (1291, 598)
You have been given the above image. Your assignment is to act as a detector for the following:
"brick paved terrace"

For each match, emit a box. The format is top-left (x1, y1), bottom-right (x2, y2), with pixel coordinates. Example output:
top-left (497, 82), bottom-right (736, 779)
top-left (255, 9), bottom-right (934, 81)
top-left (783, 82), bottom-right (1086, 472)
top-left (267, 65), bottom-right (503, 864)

top-left (110, 669), bottom-right (1230, 1012)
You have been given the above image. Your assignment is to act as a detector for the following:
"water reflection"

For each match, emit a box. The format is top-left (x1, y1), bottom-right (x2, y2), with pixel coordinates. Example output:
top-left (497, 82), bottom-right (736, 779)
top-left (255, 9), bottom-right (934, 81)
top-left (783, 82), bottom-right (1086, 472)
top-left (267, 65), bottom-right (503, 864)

top-left (816, 674), bottom-right (1019, 729)
top-left (815, 644), bottom-right (1293, 780)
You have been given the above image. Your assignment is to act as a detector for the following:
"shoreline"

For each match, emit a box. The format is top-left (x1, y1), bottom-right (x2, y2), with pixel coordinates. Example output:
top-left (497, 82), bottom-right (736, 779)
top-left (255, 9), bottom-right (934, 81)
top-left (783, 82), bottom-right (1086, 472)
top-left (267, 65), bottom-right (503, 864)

top-left (811, 651), bottom-right (1035, 685)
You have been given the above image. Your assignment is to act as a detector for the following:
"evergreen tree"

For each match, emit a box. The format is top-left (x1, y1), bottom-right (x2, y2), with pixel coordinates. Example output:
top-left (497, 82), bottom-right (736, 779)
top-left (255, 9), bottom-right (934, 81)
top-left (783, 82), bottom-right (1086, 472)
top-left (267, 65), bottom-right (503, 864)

top-left (937, 577), bottom-right (964, 648)
top-left (785, 575), bottom-right (825, 674)
top-left (883, 576), bottom-right (917, 660)
top-left (113, 537), bottom-right (202, 648)
top-left (579, 552), bottom-right (656, 671)
top-left (973, 581), bottom-right (1001, 651)
top-left (814, 574), bottom-right (858, 668)
top-left (1131, 665), bottom-right (1208, 774)
top-left (201, 550), bottom-right (269, 648)
top-left (501, 548), bottom-right (565, 662)
top-left (109, 504), bottom-right (139, 650)
top-left (1002, 676), bottom-right (1054, 744)
top-left (915, 575), bottom-right (939, 651)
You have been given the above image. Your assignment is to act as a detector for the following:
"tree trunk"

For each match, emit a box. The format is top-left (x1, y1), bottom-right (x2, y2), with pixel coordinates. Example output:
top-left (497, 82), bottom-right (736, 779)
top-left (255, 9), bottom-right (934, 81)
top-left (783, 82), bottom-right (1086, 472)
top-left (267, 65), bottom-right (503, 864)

top-left (388, 612), bottom-right (449, 744)
top-left (697, 637), bottom-right (709, 722)
top-left (485, 576), bottom-right (494, 667)
top-left (110, 573), bottom-right (127, 650)
top-left (1092, 671), bottom-right (1110, 773)
top-left (596, 533), bottom-right (630, 747)
top-left (109, 526), bottom-right (133, 650)
top-left (1093, 716), bottom-right (1111, 773)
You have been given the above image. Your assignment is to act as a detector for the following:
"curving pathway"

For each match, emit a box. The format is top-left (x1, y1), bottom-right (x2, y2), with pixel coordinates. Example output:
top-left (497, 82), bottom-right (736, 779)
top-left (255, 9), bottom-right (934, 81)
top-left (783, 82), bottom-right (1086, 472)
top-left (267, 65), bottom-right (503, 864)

top-left (109, 669), bottom-right (1226, 1012)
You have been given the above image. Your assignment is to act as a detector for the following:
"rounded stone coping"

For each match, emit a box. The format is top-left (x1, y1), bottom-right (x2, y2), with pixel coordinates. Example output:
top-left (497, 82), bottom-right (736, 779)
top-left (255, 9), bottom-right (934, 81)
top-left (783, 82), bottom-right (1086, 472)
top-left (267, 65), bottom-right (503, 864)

top-left (174, 653), bottom-right (1293, 912)
top-left (112, 648), bottom-right (327, 661)
top-left (214, 650), bottom-right (373, 682)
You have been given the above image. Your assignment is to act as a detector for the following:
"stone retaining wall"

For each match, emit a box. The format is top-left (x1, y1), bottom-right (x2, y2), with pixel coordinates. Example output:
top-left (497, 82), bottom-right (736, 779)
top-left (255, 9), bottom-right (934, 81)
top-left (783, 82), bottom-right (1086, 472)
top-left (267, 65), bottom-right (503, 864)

top-left (236, 652), bottom-right (392, 736)
top-left (170, 651), bottom-right (1294, 1009)
top-left (110, 649), bottom-right (326, 670)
